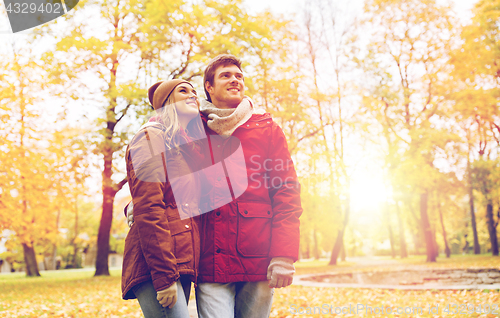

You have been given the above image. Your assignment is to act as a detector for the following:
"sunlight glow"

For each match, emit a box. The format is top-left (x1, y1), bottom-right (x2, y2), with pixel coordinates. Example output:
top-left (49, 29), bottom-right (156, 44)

top-left (350, 172), bottom-right (391, 213)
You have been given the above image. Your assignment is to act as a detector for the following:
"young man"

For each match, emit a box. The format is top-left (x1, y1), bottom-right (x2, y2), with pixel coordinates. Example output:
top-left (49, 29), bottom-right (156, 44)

top-left (196, 54), bottom-right (303, 318)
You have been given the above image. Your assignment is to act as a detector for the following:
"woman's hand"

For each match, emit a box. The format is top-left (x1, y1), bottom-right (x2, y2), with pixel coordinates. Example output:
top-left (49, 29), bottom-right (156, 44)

top-left (156, 283), bottom-right (178, 308)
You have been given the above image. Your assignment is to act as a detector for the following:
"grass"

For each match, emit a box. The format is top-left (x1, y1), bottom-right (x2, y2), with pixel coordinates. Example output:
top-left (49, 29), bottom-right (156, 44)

top-left (1, 255), bottom-right (500, 317)
top-left (0, 268), bottom-right (121, 282)
top-left (0, 268), bottom-right (142, 318)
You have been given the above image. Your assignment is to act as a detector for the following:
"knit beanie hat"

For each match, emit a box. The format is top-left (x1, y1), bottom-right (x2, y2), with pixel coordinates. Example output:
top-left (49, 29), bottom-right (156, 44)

top-left (148, 79), bottom-right (193, 110)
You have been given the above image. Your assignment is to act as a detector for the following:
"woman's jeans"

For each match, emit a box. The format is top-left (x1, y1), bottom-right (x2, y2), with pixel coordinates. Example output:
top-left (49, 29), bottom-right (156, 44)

top-left (133, 276), bottom-right (192, 318)
top-left (196, 281), bottom-right (274, 318)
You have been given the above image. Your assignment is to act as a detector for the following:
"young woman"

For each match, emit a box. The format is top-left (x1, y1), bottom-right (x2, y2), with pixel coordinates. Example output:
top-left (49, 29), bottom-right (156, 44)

top-left (121, 79), bottom-right (205, 318)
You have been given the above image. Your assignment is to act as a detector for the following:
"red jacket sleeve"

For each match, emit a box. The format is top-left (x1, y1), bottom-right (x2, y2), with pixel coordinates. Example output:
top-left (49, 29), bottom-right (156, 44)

top-left (267, 123), bottom-right (302, 261)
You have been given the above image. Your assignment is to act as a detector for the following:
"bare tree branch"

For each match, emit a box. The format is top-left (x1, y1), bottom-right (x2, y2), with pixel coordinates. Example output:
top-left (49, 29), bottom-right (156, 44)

top-left (116, 104), bottom-right (132, 124)
top-left (171, 34), bottom-right (195, 79)
top-left (382, 97), bottom-right (410, 145)
top-left (289, 125), bottom-right (326, 154)
top-left (490, 121), bottom-right (500, 146)
top-left (114, 177), bottom-right (128, 195)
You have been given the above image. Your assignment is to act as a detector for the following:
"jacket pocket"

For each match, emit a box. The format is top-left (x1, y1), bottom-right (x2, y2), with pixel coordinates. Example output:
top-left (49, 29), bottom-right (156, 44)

top-left (169, 218), bottom-right (193, 264)
top-left (236, 201), bottom-right (273, 258)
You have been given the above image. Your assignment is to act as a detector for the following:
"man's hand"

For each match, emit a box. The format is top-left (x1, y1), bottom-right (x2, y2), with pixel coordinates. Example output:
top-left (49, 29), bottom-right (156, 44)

top-left (157, 283), bottom-right (177, 308)
top-left (267, 257), bottom-right (295, 288)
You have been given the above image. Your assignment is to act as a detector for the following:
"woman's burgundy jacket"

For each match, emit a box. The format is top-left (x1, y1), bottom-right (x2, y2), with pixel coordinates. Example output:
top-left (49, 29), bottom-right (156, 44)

top-left (121, 123), bottom-right (202, 299)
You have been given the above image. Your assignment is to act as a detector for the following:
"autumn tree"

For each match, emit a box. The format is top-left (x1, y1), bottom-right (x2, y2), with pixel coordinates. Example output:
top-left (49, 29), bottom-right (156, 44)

top-left (45, 127), bottom-right (93, 269)
top-left (360, 0), bottom-right (460, 262)
top-left (293, 0), bottom-right (360, 265)
top-left (0, 40), bottom-right (58, 276)
top-left (453, 0), bottom-right (500, 145)
top-left (450, 0), bottom-right (500, 255)
top-left (471, 159), bottom-right (500, 255)
top-left (395, 200), bottom-right (408, 258)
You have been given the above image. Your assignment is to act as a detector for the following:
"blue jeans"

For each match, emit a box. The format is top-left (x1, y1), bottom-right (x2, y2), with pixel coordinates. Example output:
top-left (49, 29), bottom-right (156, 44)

top-left (133, 276), bottom-right (191, 318)
top-left (196, 281), bottom-right (274, 318)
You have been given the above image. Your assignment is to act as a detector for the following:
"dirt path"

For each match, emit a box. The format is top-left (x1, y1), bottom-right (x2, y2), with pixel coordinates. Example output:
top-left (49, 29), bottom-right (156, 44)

top-left (340, 256), bottom-right (401, 268)
top-left (294, 256), bottom-right (500, 290)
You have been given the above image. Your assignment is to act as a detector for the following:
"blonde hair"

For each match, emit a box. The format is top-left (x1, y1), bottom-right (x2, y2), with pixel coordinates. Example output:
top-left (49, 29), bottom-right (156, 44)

top-left (156, 93), bottom-right (204, 149)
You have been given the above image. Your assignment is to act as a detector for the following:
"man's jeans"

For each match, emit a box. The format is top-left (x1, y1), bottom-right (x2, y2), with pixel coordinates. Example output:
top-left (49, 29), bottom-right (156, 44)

top-left (196, 281), bottom-right (274, 318)
top-left (133, 276), bottom-right (191, 318)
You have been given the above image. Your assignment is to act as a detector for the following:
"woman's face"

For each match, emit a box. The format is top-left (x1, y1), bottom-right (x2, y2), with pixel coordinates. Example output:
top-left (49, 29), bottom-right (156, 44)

top-left (172, 84), bottom-right (199, 121)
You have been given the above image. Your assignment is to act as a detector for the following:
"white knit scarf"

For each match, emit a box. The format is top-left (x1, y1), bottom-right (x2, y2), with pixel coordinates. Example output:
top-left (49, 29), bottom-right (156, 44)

top-left (200, 97), bottom-right (254, 136)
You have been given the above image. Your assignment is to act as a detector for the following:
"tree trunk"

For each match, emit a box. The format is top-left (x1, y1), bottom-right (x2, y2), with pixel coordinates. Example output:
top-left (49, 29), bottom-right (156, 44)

top-left (50, 246), bottom-right (57, 270)
top-left (71, 198), bottom-right (79, 268)
top-left (388, 223), bottom-right (396, 258)
top-left (430, 196), bottom-right (440, 259)
top-left (431, 226), bottom-right (439, 259)
top-left (304, 235), bottom-right (310, 259)
top-left (313, 228), bottom-right (320, 260)
top-left (409, 226), bottom-right (419, 254)
top-left (396, 201), bottom-right (408, 258)
top-left (329, 194), bottom-right (350, 265)
top-left (385, 202), bottom-right (396, 258)
top-left (71, 245), bottom-right (79, 268)
top-left (329, 229), bottom-right (343, 265)
top-left (22, 242), bottom-right (40, 277)
top-left (406, 198), bottom-right (425, 252)
top-left (95, 183), bottom-right (115, 276)
top-left (468, 158), bottom-right (481, 254)
top-left (437, 200), bottom-right (451, 258)
top-left (486, 200), bottom-right (499, 256)
top-left (52, 208), bottom-right (61, 270)
top-left (95, 55), bottom-right (123, 276)
top-left (420, 191), bottom-right (436, 262)
top-left (341, 241), bottom-right (346, 261)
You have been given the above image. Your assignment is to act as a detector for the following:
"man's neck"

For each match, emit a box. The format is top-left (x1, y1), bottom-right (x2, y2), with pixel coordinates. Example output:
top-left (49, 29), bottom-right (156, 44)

top-left (210, 98), bottom-right (239, 110)
top-left (212, 103), bottom-right (237, 110)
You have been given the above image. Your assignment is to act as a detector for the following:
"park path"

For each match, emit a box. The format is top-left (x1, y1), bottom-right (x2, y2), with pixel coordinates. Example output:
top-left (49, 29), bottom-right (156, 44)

top-left (187, 256), bottom-right (500, 316)
top-left (294, 256), bottom-right (500, 290)
top-left (185, 256), bottom-right (399, 318)
top-left (337, 256), bottom-right (401, 268)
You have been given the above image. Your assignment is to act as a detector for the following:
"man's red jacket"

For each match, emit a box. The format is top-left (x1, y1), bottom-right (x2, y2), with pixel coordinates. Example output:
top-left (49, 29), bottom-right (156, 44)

top-left (198, 112), bottom-right (302, 283)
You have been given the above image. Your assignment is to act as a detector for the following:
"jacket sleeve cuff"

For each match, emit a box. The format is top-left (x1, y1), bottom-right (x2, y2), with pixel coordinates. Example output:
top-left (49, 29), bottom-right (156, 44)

top-left (152, 272), bottom-right (180, 292)
top-left (267, 257), bottom-right (295, 279)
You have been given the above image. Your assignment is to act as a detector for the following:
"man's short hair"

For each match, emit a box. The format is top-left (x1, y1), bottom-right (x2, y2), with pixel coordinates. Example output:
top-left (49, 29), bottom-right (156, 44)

top-left (204, 54), bottom-right (242, 102)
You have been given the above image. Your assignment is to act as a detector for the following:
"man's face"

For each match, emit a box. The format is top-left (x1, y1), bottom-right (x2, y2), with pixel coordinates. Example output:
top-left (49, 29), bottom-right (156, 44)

top-left (205, 64), bottom-right (245, 109)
